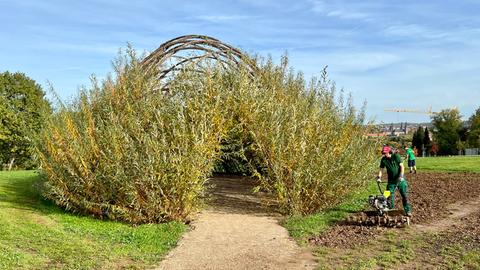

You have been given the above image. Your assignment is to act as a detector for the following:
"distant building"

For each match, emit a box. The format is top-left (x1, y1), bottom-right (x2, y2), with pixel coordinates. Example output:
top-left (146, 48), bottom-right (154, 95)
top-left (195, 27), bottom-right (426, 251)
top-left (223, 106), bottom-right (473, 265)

top-left (367, 122), bottom-right (432, 138)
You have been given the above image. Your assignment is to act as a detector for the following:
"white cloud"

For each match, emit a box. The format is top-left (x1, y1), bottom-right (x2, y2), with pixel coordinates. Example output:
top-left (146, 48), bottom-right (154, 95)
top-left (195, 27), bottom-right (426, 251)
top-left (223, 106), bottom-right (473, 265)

top-left (383, 24), bottom-right (448, 39)
top-left (196, 15), bottom-right (253, 23)
top-left (326, 10), bottom-right (369, 20)
top-left (308, 0), bottom-right (371, 20)
top-left (309, 0), bottom-right (326, 13)
top-left (320, 52), bottom-right (401, 73)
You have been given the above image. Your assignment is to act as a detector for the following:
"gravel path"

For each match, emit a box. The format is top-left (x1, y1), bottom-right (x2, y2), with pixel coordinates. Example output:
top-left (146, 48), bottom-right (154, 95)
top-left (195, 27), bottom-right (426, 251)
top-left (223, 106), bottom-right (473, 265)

top-left (155, 176), bottom-right (317, 270)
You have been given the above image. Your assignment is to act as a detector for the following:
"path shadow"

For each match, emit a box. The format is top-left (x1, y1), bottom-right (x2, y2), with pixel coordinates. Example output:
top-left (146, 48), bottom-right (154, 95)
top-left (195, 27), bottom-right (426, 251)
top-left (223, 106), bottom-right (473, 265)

top-left (205, 175), bottom-right (279, 216)
top-left (0, 172), bottom-right (44, 210)
top-left (0, 172), bottom-right (70, 216)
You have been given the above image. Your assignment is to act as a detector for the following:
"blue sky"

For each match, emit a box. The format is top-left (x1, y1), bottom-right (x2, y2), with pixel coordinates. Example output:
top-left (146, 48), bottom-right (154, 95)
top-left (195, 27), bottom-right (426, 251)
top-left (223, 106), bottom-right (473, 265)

top-left (1, 0), bottom-right (479, 123)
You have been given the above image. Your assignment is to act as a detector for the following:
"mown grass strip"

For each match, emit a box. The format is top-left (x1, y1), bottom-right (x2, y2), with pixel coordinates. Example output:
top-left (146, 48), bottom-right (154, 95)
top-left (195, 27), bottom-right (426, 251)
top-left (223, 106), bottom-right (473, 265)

top-left (416, 156), bottom-right (480, 173)
top-left (0, 170), bottom-right (186, 270)
top-left (283, 181), bottom-right (378, 242)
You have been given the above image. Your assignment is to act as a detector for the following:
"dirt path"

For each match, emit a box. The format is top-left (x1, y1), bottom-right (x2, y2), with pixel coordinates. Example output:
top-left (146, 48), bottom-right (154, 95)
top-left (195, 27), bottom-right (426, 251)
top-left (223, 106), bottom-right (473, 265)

top-left (415, 194), bottom-right (480, 233)
top-left (155, 176), bottom-right (317, 270)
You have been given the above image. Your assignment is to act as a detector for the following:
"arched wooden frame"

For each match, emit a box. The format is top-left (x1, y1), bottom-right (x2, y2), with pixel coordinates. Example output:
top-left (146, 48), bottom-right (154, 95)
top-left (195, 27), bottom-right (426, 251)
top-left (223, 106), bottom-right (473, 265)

top-left (141, 35), bottom-right (256, 90)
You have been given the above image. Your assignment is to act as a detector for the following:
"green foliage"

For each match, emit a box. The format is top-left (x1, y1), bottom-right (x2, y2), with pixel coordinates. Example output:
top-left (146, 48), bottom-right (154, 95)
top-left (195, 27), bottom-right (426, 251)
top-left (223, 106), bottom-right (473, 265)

top-left (412, 126), bottom-right (424, 156)
top-left (431, 108), bottom-right (463, 155)
top-left (284, 181), bottom-right (378, 241)
top-left (37, 49), bottom-right (226, 223)
top-left (467, 107), bottom-right (480, 147)
top-left (423, 127), bottom-right (431, 154)
top-left (213, 124), bottom-right (258, 175)
top-left (246, 63), bottom-right (379, 215)
top-left (0, 72), bottom-right (51, 169)
top-left (0, 170), bottom-right (186, 269)
top-left (37, 48), bottom-right (380, 222)
top-left (385, 139), bottom-right (402, 151)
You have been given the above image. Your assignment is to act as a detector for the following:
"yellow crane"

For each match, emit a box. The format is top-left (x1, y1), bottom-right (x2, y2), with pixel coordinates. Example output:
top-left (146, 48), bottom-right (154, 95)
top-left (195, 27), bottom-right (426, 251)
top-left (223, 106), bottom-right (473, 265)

top-left (384, 106), bottom-right (437, 115)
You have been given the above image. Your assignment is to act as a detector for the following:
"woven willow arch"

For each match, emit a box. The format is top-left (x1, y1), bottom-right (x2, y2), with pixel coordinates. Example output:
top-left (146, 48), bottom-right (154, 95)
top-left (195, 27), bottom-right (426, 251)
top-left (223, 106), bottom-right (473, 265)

top-left (141, 35), bottom-right (256, 90)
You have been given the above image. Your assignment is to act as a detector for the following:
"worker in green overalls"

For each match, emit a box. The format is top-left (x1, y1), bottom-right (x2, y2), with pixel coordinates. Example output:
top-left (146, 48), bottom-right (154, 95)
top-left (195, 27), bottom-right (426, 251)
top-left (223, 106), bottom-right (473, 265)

top-left (376, 145), bottom-right (412, 216)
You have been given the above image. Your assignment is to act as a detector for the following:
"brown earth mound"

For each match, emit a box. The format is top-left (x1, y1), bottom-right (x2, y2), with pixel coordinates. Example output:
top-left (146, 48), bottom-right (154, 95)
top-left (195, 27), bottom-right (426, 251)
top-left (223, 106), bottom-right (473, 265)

top-left (309, 172), bottom-right (480, 248)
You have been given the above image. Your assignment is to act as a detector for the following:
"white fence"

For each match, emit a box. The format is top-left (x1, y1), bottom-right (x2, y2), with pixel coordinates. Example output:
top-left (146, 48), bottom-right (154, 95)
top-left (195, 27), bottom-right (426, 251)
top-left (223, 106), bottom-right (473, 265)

top-left (465, 148), bottom-right (479, 155)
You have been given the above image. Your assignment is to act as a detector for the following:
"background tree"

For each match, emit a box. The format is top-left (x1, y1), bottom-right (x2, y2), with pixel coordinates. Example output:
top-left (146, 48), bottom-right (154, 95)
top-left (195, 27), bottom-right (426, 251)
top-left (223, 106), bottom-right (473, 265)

top-left (411, 126), bottom-right (424, 156)
top-left (0, 71), bottom-right (50, 170)
top-left (431, 108), bottom-right (462, 155)
top-left (411, 128), bottom-right (419, 152)
top-left (458, 126), bottom-right (469, 154)
top-left (467, 107), bottom-right (480, 148)
top-left (0, 95), bottom-right (12, 165)
top-left (456, 140), bottom-right (467, 155)
top-left (423, 127), bottom-right (431, 156)
top-left (429, 143), bottom-right (439, 156)
top-left (385, 140), bottom-right (402, 152)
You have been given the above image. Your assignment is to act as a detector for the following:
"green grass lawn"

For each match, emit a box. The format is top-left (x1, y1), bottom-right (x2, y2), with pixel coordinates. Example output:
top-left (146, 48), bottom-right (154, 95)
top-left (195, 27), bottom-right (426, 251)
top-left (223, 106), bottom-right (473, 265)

top-left (283, 181), bottom-right (379, 242)
top-left (416, 155), bottom-right (480, 173)
top-left (0, 170), bottom-right (186, 270)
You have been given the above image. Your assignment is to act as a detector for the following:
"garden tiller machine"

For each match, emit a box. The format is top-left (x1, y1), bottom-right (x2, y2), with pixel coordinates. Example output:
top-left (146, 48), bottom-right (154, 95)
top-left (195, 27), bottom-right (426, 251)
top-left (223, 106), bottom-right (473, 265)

top-left (345, 181), bottom-right (411, 227)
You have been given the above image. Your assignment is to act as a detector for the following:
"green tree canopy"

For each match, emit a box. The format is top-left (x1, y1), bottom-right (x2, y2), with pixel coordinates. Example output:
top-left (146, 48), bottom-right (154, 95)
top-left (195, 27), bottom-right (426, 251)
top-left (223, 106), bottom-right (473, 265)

top-left (423, 127), bottom-right (431, 154)
top-left (412, 126), bottom-right (424, 156)
top-left (467, 107), bottom-right (480, 148)
top-left (431, 108), bottom-right (462, 155)
top-left (0, 71), bottom-right (51, 169)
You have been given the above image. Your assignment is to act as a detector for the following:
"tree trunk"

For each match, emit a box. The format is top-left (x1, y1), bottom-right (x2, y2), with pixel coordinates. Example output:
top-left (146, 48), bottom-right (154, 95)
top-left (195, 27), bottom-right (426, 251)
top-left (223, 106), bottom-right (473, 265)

top-left (7, 157), bottom-right (15, 171)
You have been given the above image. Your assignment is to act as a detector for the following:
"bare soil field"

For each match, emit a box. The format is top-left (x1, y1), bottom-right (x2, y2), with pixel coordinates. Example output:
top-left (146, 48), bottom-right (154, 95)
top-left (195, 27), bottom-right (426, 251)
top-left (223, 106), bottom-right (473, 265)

top-left (308, 172), bottom-right (480, 269)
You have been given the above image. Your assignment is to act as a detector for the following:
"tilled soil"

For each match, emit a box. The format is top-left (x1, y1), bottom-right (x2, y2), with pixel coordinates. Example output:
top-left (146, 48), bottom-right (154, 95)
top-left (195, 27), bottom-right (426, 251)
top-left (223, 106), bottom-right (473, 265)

top-left (425, 209), bottom-right (480, 252)
top-left (308, 172), bottom-right (480, 249)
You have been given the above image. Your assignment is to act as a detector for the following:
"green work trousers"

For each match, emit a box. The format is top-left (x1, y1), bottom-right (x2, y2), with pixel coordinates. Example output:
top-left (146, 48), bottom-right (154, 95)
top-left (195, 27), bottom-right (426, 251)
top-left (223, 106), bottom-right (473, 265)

top-left (387, 179), bottom-right (412, 214)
